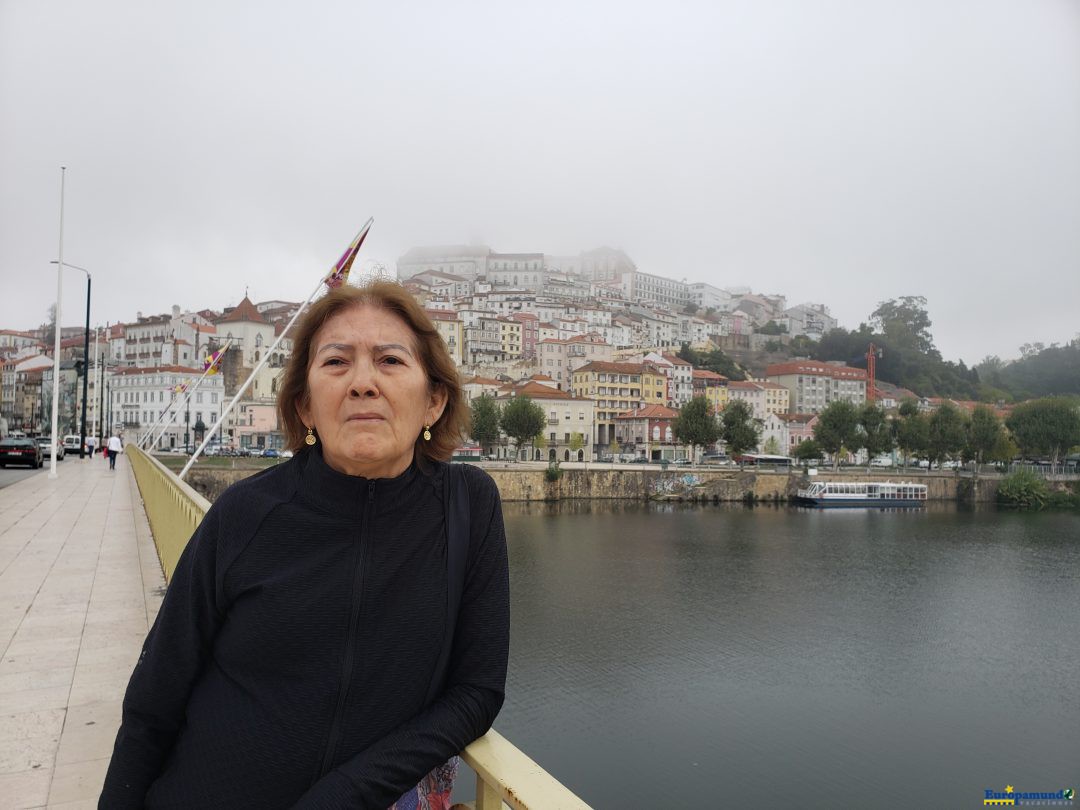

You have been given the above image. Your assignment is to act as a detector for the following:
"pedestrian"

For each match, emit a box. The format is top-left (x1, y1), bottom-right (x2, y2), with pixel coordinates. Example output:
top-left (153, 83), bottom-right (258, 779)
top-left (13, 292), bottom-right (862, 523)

top-left (106, 432), bottom-right (122, 470)
top-left (85, 435), bottom-right (96, 459)
top-left (100, 280), bottom-right (509, 809)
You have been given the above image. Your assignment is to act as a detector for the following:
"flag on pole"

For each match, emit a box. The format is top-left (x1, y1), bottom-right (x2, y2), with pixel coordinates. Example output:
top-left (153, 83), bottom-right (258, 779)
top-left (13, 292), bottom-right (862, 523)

top-left (323, 219), bottom-right (373, 289)
top-left (173, 382), bottom-right (188, 394)
top-left (203, 348), bottom-right (224, 374)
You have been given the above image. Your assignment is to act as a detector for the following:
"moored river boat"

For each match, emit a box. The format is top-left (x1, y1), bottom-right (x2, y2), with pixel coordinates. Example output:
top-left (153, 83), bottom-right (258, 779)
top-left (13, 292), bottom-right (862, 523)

top-left (794, 480), bottom-right (928, 508)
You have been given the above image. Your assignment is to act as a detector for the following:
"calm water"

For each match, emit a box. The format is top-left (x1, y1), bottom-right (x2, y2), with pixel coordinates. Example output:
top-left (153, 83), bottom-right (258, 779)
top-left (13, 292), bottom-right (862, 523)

top-left (470, 502), bottom-right (1080, 809)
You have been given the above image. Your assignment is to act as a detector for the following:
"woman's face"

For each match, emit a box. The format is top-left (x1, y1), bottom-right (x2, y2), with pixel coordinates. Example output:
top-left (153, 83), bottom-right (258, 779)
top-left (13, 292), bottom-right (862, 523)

top-left (298, 304), bottom-right (447, 479)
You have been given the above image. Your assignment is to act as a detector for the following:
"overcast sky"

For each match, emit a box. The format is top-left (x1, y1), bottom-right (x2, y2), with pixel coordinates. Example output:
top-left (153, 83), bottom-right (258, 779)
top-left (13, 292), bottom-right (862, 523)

top-left (2, 0), bottom-right (1078, 365)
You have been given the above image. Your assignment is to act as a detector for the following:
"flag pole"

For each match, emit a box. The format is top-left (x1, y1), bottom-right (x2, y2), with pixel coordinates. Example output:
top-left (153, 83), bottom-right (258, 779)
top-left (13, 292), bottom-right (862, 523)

top-left (179, 219), bottom-right (372, 480)
top-left (140, 339), bottom-right (234, 450)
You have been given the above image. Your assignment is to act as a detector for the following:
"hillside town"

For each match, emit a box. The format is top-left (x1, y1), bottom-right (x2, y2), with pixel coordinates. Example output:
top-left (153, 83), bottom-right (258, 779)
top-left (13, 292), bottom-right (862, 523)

top-left (0, 244), bottom-right (1045, 463)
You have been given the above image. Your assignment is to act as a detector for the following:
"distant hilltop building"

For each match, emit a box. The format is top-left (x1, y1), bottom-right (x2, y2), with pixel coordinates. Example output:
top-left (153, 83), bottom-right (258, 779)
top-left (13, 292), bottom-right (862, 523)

top-left (396, 245), bottom-right (636, 286)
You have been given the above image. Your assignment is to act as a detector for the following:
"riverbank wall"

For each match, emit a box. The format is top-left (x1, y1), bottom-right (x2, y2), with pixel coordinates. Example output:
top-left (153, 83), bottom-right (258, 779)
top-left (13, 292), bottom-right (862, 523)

top-left (184, 464), bottom-right (1005, 504)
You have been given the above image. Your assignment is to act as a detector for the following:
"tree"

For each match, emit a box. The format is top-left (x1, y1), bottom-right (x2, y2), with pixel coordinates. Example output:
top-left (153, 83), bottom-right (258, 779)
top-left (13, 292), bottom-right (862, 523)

top-left (673, 396), bottom-right (720, 458)
top-left (895, 409), bottom-right (929, 467)
top-left (757, 320), bottom-right (787, 336)
top-left (569, 432), bottom-right (586, 459)
top-left (967, 405), bottom-right (1004, 464)
top-left (676, 343), bottom-right (746, 381)
top-left (870, 296), bottom-right (936, 355)
top-left (500, 396), bottom-right (545, 460)
top-left (793, 439), bottom-right (824, 465)
top-left (469, 394), bottom-right (501, 455)
top-left (718, 399), bottom-right (759, 461)
top-left (859, 404), bottom-right (895, 465)
top-left (926, 402), bottom-right (967, 465)
top-left (762, 436), bottom-right (780, 455)
top-left (1006, 397), bottom-right (1080, 464)
top-left (813, 400), bottom-right (861, 469)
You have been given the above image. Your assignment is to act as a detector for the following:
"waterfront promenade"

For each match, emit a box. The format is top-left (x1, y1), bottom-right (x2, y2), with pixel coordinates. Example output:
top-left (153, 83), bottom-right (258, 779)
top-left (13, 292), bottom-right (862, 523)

top-left (0, 455), bottom-right (162, 809)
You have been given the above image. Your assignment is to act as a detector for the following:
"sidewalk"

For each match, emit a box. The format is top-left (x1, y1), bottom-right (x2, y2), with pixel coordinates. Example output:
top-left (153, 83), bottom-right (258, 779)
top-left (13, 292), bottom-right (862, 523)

top-left (0, 454), bottom-right (165, 809)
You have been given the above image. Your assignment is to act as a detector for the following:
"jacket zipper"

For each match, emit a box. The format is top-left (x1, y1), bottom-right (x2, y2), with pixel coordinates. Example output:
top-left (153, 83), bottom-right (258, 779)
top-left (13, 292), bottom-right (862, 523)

top-left (318, 480), bottom-right (376, 778)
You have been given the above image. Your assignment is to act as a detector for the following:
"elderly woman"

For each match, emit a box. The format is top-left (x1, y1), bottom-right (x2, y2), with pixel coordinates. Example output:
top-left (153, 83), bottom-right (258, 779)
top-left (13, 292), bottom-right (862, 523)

top-left (101, 282), bottom-right (509, 809)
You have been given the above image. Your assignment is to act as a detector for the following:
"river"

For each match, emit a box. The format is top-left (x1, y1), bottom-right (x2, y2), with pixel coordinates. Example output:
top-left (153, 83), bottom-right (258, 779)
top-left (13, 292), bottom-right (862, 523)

top-left (468, 501), bottom-right (1080, 808)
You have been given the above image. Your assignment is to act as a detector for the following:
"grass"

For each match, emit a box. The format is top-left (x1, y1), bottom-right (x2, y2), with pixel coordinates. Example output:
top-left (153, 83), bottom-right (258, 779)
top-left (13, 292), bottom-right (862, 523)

top-left (152, 454), bottom-right (283, 471)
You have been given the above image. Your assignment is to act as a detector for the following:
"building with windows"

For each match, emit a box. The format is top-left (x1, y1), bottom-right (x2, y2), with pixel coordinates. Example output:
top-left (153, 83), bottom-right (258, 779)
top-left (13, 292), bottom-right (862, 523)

top-left (109, 365), bottom-right (225, 451)
top-left (425, 309), bottom-right (465, 366)
top-left (492, 381), bottom-right (595, 462)
top-left (498, 318), bottom-right (522, 360)
top-left (765, 360), bottom-right (867, 414)
top-left (691, 369), bottom-right (730, 415)
top-left (614, 270), bottom-right (690, 310)
top-left (613, 404), bottom-right (680, 460)
top-left (571, 361), bottom-right (667, 448)
top-left (397, 245), bottom-right (492, 282)
top-left (536, 334), bottom-right (613, 392)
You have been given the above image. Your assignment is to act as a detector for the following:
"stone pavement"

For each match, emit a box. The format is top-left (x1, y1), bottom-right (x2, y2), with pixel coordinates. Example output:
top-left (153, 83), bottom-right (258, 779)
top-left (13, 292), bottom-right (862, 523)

top-left (0, 453), bottom-right (165, 809)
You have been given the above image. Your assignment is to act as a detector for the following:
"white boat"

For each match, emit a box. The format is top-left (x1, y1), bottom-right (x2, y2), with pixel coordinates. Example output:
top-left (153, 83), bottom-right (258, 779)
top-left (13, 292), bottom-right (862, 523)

top-left (794, 480), bottom-right (928, 508)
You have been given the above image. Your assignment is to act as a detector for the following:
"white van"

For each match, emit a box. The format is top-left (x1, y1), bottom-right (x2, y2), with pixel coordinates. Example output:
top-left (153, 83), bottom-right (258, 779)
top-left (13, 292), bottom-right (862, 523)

top-left (62, 434), bottom-right (84, 452)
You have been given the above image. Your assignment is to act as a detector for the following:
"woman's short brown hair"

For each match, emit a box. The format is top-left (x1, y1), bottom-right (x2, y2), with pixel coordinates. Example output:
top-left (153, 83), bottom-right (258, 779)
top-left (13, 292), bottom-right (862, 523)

top-left (276, 280), bottom-right (468, 464)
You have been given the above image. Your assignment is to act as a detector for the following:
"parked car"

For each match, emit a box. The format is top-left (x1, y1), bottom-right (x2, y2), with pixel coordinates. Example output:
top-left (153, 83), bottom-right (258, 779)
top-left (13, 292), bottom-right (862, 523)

top-left (0, 437), bottom-right (44, 468)
top-left (35, 436), bottom-right (64, 461)
top-left (672, 458), bottom-right (692, 466)
top-left (62, 434), bottom-right (85, 453)
top-left (280, 449), bottom-right (294, 459)
top-left (262, 448), bottom-right (280, 458)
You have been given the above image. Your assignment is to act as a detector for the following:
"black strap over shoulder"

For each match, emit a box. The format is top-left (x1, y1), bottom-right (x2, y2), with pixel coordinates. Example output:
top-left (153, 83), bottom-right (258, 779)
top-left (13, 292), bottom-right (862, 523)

top-left (425, 463), bottom-right (470, 705)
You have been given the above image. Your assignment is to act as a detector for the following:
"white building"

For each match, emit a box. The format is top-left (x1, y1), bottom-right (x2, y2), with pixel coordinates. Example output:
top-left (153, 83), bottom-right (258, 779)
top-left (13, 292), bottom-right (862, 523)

top-left (110, 365), bottom-right (225, 451)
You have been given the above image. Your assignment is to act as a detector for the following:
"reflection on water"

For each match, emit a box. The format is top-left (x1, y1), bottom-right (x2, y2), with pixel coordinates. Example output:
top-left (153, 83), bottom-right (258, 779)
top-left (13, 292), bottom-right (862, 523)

top-left (484, 502), bottom-right (1080, 809)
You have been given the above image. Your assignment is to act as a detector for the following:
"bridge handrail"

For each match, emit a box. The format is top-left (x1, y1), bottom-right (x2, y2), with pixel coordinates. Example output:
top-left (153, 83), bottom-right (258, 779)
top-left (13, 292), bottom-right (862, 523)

top-left (126, 445), bottom-right (591, 810)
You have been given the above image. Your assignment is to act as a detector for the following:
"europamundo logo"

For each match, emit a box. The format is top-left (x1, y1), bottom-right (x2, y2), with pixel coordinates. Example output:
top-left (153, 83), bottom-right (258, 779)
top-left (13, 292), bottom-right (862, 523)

top-left (983, 785), bottom-right (1075, 806)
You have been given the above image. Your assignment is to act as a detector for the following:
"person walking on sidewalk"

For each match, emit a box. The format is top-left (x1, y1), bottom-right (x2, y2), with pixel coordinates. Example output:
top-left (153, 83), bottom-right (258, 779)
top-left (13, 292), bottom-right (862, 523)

top-left (86, 435), bottom-right (96, 459)
top-left (106, 432), bottom-right (123, 470)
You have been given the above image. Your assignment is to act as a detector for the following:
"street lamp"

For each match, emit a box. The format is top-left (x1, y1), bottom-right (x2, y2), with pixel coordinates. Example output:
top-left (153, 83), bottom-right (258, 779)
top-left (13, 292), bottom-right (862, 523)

top-left (50, 259), bottom-right (92, 459)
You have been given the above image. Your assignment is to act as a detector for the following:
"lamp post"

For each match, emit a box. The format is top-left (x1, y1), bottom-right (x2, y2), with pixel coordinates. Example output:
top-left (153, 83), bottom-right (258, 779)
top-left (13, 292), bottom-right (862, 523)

top-left (48, 167), bottom-right (66, 479)
top-left (51, 260), bottom-right (92, 458)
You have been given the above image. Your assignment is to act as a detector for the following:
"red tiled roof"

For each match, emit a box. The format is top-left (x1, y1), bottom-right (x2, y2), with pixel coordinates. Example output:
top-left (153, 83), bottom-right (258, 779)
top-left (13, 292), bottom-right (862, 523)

top-left (216, 297), bottom-right (266, 324)
top-left (765, 361), bottom-right (867, 381)
top-left (573, 361), bottom-right (662, 375)
top-left (692, 369), bottom-right (728, 381)
top-left (499, 381), bottom-right (590, 401)
top-left (463, 376), bottom-right (502, 386)
top-left (614, 404), bottom-right (678, 420)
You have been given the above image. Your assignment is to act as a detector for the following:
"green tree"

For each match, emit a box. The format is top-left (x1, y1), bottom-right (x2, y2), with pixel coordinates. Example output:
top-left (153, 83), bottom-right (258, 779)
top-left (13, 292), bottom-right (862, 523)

top-left (967, 405), bottom-right (1004, 464)
top-left (1006, 397), bottom-right (1080, 464)
top-left (870, 295), bottom-right (936, 355)
top-left (813, 400), bottom-right (862, 469)
top-left (469, 394), bottom-right (501, 455)
top-left (793, 439), bottom-right (824, 465)
top-left (718, 399), bottom-right (760, 461)
top-left (673, 396), bottom-right (720, 458)
top-left (757, 320), bottom-right (787, 336)
top-left (762, 435), bottom-right (781, 455)
top-left (895, 409), bottom-right (929, 467)
top-left (926, 402), bottom-right (967, 465)
top-left (500, 395), bottom-right (546, 460)
top-left (569, 432), bottom-right (586, 459)
top-left (860, 404), bottom-right (895, 464)
top-left (677, 343), bottom-right (746, 381)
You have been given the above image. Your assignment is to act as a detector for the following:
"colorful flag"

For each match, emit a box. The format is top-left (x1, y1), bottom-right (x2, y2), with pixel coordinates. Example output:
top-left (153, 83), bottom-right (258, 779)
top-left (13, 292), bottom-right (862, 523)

top-left (173, 382), bottom-right (188, 394)
top-left (203, 348), bottom-right (224, 375)
top-left (323, 219), bottom-right (373, 289)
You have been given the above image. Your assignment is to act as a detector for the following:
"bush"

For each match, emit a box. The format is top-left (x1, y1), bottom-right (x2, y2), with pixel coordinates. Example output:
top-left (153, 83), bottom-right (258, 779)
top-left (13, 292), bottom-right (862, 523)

top-left (997, 469), bottom-right (1049, 508)
top-left (545, 461), bottom-right (564, 482)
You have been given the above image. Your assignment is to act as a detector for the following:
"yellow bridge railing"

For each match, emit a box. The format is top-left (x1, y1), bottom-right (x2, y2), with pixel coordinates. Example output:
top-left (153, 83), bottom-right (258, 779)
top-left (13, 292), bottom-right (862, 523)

top-left (126, 445), bottom-right (591, 810)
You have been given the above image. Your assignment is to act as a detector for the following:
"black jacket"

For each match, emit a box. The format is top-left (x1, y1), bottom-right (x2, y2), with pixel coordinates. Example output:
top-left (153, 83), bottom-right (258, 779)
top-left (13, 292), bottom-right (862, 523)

top-left (100, 448), bottom-right (509, 809)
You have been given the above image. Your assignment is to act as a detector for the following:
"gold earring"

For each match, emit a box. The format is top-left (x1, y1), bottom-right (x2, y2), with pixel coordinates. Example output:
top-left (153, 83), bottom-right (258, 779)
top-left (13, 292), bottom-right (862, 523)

top-left (423, 425), bottom-right (432, 442)
top-left (305, 427), bottom-right (317, 446)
